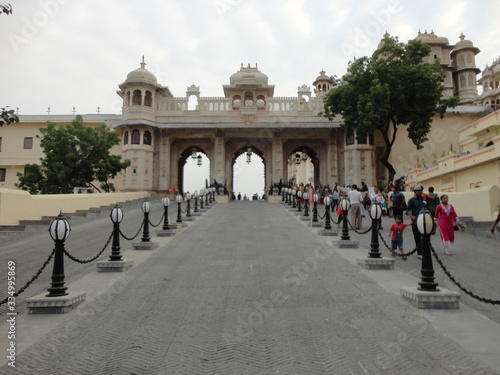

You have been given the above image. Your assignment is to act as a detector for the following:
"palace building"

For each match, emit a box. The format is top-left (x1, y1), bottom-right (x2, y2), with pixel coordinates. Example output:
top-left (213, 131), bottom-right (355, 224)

top-left (1, 32), bottom-right (498, 196)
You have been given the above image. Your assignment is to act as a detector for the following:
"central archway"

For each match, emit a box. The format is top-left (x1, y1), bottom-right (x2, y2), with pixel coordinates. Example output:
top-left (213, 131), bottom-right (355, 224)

top-left (178, 146), bottom-right (210, 194)
top-left (232, 145), bottom-right (266, 200)
top-left (288, 146), bottom-right (320, 187)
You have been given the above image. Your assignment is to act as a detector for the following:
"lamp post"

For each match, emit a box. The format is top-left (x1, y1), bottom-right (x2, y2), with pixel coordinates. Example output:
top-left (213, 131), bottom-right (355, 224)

top-left (176, 194), bottom-right (183, 223)
top-left (199, 189), bottom-right (205, 209)
top-left (141, 199), bottom-right (151, 242)
top-left (284, 188), bottom-right (289, 204)
top-left (208, 187), bottom-right (213, 204)
top-left (303, 192), bottom-right (309, 217)
top-left (291, 189), bottom-right (296, 209)
top-left (323, 196), bottom-right (332, 230)
top-left (193, 190), bottom-right (199, 212)
top-left (109, 204), bottom-right (124, 261)
top-left (417, 208), bottom-right (439, 291)
top-left (312, 193), bottom-right (319, 222)
top-left (205, 188), bottom-right (209, 206)
top-left (47, 212), bottom-right (71, 297)
top-left (161, 197), bottom-right (170, 230)
top-left (368, 203), bottom-right (382, 258)
top-left (211, 187), bottom-right (216, 202)
top-left (340, 198), bottom-right (351, 240)
top-left (297, 190), bottom-right (302, 212)
top-left (282, 187), bottom-right (285, 202)
top-left (288, 188), bottom-right (292, 206)
top-left (185, 191), bottom-right (192, 217)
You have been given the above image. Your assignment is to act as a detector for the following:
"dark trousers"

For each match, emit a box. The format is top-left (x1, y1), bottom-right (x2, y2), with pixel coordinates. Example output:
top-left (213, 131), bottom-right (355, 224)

top-left (392, 208), bottom-right (404, 221)
top-left (411, 221), bottom-right (422, 255)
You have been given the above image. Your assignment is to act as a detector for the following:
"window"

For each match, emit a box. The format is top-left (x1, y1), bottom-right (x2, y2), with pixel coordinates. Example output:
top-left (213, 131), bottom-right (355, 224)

top-left (131, 130), bottom-right (140, 144)
top-left (346, 131), bottom-right (355, 145)
top-left (144, 91), bottom-right (152, 107)
top-left (132, 90), bottom-right (142, 105)
top-left (124, 131), bottom-right (129, 145)
top-left (143, 131), bottom-right (152, 145)
top-left (0, 168), bottom-right (5, 182)
top-left (24, 137), bottom-right (33, 149)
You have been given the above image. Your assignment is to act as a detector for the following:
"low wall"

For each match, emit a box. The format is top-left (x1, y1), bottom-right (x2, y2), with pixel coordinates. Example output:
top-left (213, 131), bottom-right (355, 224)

top-left (0, 189), bottom-right (150, 225)
top-left (403, 185), bottom-right (500, 222)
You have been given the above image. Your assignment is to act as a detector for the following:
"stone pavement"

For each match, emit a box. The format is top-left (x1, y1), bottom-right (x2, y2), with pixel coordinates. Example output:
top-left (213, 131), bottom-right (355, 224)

top-left (1, 200), bottom-right (500, 374)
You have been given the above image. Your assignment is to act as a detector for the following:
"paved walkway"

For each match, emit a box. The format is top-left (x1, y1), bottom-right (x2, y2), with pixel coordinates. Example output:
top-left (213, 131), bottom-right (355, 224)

top-left (1, 200), bottom-right (500, 374)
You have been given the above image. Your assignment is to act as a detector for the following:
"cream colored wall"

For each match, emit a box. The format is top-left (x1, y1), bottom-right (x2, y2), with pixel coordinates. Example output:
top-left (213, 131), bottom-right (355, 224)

top-left (389, 112), bottom-right (485, 179)
top-left (402, 185), bottom-right (500, 222)
top-left (0, 188), bottom-right (150, 225)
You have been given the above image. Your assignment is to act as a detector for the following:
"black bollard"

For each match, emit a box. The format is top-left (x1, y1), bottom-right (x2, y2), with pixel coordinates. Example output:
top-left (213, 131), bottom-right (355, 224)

top-left (47, 212), bottom-right (71, 297)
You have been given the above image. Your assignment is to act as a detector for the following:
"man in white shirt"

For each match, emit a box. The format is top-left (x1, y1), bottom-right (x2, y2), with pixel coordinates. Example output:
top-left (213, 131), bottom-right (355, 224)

top-left (347, 184), bottom-right (363, 229)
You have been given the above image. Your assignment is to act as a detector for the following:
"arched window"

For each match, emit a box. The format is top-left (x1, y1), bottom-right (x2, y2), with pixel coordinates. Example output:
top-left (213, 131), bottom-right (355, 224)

top-left (144, 91), bottom-right (152, 107)
top-left (131, 130), bottom-right (140, 144)
top-left (459, 75), bottom-right (466, 88)
top-left (126, 91), bottom-right (131, 106)
top-left (468, 74), bottom-right (474, 87)
top-left (346, 130), bottom-right (355, 145)
top-left (132, 90), bottom-right (142, 105)
top-left (124, 131), bottom-right (129, 145)
top-left (143, 131), bottom-right (152, 145)
top-left (232, 95), bottom-right (241, 109)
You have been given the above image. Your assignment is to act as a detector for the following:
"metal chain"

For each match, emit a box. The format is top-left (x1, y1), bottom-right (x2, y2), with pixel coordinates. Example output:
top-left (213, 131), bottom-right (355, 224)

top-left (330, 213), bottom-right (342, 225)
top-left (430, 246), bottom-right (500, 305)
top-left (346, 217), bottom-right (373, 234)
top-left (317, 208), bottom-right (326, 220)
top-left (119, 221), bottom-right (144, 241)
top-left (0, 248), bottom-right (56, 307)
top-left (148, 212), bottom-right (165, 228)
top-left (64, 230), bottom-right (114, 264)
top-left (378, 230), bottom-right (419, 258)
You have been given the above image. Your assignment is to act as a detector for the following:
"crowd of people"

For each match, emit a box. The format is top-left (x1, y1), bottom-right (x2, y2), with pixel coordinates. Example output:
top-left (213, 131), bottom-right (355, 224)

top-left (286, 180), bottom-right (496, 259)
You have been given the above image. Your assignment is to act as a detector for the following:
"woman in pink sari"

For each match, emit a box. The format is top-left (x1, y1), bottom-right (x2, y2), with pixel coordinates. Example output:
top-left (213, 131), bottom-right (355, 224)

top-left (434, 195), bottom-right (463, 255)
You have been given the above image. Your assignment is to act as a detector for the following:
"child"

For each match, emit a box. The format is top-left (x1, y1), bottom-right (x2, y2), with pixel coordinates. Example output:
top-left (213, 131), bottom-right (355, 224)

top-left (388, 215), bottom-right (411, 260)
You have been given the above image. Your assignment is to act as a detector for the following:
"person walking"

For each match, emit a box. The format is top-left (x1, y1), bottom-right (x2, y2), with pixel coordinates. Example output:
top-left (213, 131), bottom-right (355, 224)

top-left (406, 185), bottom-right (428, 259)
top-left (370, 187), bottom-right (385, 229)
top-left (490, 206), bottom-right (500, 234)
top-left (347, 184), bottom-right (363, 229)
top-left (434, 195), bottom-right (464, 255)
top-left (391, 186), bottom-right (406, 221)
top-left (388, 215), bottom-right (412, 260)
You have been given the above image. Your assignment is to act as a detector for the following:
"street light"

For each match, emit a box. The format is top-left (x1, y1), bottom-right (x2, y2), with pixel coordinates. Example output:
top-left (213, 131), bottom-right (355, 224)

top-left (141, 199), bottom-right (151, 242)
top-left (297, 190), bottom-right (302, 212)
top-left (193, 190), bottom-right (199, 212)
top-left (211, 186), bottom-right (216, 201)
top-left (303, 192), bottom-right (309, 217)
top-left (199, 188), bottom-right (205, 209)
top-left (161, 197), bottom-right (170, 230)
top-left (301, 151), bottom-right (308, 161)
top-left (312, 193), bottom-right (319, 222)
top-left (191, 148), bottom-right (197, 159)
top-left (368, 202), bottom-right (382, 258)
top-left (340, 198), bottom-right (351, 240)
top-left (176, 194), bottom-right (183, 223)
top-left (185, 191), bottom-right (192, 217)
top-left (417, 207), bottom-right (439, 291)
top-left (47, 212), bottom-right (71, 297)
top-left (295, 153), bottom-right (301, 165)
top-left (109, 204), bottom-right (124, 261)
top-left (323, 196), bottom-right (332, 230)
top-left (291, 189), bottom-right (296, 209)
top-left (197, 154), bottom-right (202, 167)
top-left (246, 147), bottom-right (252, 164)
top-left (288, 188), bottom-right (293, 206)
top-left (281, 186), bottom-right (285, 202)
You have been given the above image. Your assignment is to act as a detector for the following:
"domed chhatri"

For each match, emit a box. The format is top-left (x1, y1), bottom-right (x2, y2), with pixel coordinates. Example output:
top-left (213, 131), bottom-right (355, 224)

top-left (126, 56), bottom-right (158, 85)
top-left (229, 63), bottom-right (269, 86)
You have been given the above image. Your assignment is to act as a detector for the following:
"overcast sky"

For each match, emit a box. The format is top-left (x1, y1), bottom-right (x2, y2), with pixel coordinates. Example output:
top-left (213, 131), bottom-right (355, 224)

top-left (1, 0), bottom-right (499, 115)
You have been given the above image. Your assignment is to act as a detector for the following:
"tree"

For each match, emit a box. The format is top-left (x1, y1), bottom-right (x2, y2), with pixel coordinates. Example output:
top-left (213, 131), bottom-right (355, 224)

top-left (0, 4), bottom-right (13, 15)
top-left (323, 36), bottom-right (459, 184)
top-left (17, 115), bottom-right (130, 194)
top-left (0, 107), bottom-right (19, 126)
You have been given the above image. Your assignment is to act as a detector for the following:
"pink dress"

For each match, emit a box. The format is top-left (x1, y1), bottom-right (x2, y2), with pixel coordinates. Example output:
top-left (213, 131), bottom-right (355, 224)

top-left (434, 204), bottom-right (458, 243)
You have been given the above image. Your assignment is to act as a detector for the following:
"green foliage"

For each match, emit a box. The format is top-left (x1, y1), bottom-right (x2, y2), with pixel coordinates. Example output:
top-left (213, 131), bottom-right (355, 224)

top-left (323, 36), bottom-right (459, 183)
top-left (0, 4), bottom-right (13, 15)
top-left (0, 107), bottom-right (19, 126)
top-left (16, 115), bottom-right (130, 194)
